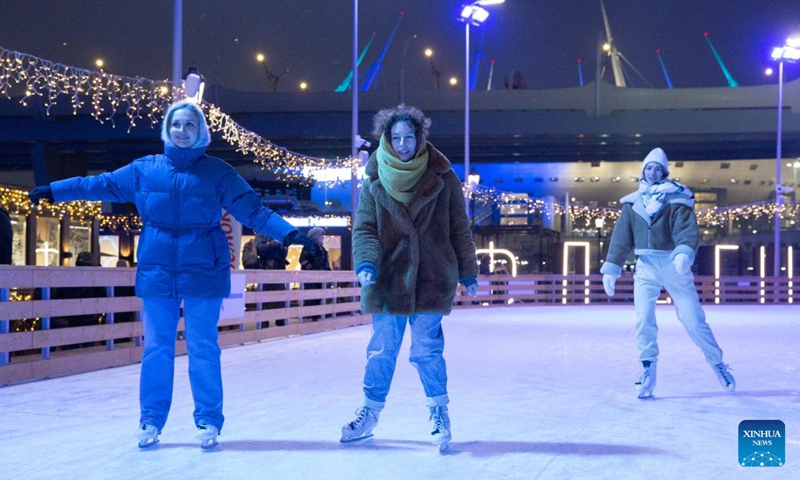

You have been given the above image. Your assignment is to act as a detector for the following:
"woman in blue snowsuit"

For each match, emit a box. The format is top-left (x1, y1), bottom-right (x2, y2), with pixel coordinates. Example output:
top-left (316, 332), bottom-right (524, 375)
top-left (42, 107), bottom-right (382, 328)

top-left (29, 101), bottom-right (317, 448)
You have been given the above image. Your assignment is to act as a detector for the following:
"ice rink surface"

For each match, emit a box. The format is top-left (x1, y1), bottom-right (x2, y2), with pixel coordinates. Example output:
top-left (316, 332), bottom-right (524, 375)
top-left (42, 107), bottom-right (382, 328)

top-left (3, 304), bottom-right (798, 480)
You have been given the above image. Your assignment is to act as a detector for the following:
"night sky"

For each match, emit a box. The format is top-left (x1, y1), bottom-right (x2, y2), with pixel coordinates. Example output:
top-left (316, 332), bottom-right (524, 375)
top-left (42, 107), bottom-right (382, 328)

top-left (1, 1), bottom-right (799, 94)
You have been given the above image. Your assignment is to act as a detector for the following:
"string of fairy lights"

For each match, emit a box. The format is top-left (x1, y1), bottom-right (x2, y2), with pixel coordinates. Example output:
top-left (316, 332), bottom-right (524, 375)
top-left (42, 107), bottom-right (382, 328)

top-left (468, 186), bottom-right (623, 226)
top-left (202, 103), bottom-right (357, 180)
top-left (0, 46), bottom-right (354, 175)
top-left (0, 46), bottom-right (797, 232)
top-left (0, 47), bottom-right (171, 130)
top-left (0, 186), bottom-right (103, 221)
top-left (467, 185), bottom-right (800, 231)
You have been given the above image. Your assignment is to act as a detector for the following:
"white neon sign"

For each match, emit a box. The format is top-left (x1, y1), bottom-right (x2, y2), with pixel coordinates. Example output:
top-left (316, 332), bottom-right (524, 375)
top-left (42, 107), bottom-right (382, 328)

top-left (475, 241), bottom-right (518, 277)
top-left (789, 246), bottom-right (794, 304)
top-left (562, 241), bottom-right (591, 305)
top-left (714, 244), bottom-right (739, 304)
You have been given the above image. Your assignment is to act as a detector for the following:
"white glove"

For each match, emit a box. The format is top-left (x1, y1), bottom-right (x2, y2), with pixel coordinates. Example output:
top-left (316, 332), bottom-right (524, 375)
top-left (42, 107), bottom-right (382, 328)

top-left (673, 253), bottom-right (691, 275)
top-left (465, 283), bottom-right (479, 297)
top-left (602, 274), bottom-right (617, 297)
top-left (357, 270), bottom-right (376, 287)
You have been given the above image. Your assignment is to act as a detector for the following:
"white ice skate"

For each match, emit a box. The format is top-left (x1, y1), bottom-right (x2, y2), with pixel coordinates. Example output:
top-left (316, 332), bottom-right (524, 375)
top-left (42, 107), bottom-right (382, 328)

top-left (713, 363), bottom-right (736, 391)
top-left (429, 406), bottom-right (452, 453)
top-left (136, 424), bottom-right (159, 449)
top-left (195, 423), bottom-right (219, 449)
top-left (635, 363), bottom-right (657, 399)
top-left (340, 406), bottom-right (379, 443)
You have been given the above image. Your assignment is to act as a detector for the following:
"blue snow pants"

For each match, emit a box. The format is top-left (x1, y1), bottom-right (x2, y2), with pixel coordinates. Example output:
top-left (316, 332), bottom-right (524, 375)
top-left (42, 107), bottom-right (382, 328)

top-left (139, 297), bottom-right (224, 433)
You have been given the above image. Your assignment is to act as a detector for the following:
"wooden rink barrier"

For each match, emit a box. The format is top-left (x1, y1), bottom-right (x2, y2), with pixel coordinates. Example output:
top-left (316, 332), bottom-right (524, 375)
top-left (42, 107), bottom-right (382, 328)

top-left (1, 265), bottom-right (796, 386)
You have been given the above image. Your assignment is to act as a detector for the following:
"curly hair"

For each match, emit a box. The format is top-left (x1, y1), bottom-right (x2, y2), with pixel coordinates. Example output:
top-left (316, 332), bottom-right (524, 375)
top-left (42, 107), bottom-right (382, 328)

top-left (371, 104), bottom-right (431, 145)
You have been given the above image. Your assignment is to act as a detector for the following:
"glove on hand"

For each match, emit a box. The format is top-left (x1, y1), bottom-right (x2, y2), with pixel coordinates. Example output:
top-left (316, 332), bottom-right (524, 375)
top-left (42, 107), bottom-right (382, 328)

top-left (673, 253), bottom-right (691, 275)
top-left (357, 270), bottom-right (376, 287)
top-left (284, 230), bottom-right (318, 257)
top-left (465, 283), bottom-right (479, 297)
top-left (29, 185), bottom-right (54, 205)
top-left (602, 274), bottom-right (617, 297)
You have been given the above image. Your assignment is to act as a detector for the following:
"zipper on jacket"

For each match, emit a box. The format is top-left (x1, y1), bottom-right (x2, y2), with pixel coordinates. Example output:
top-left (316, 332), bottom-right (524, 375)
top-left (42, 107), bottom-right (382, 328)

top-left (172, 171), bottom-right (181, 299)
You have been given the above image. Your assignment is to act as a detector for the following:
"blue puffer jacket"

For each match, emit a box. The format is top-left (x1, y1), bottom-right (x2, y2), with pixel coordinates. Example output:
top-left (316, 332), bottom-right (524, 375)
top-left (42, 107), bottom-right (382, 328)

top-left (50, 144), bottom-right (296, 299)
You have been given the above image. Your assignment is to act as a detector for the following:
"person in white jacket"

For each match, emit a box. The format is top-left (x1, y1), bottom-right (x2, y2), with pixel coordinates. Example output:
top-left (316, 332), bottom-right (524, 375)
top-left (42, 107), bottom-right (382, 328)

top-left (600, 148), bottom-right (735, 399)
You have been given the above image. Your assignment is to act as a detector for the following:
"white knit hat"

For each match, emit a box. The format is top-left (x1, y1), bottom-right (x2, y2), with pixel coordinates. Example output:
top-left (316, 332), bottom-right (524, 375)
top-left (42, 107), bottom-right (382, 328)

top-left (641, 148), bottom-right (669, 178)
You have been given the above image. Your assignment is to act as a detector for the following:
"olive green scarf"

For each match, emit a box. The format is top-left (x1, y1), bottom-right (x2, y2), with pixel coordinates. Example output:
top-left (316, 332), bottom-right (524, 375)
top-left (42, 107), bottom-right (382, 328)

top-left (376, 135), bottom-right (429, 205)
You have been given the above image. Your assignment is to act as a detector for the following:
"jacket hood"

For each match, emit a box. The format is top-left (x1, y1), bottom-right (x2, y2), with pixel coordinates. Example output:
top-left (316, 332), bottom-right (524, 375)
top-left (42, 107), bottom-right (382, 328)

top-left (161, 100), bottom-right (212, 149)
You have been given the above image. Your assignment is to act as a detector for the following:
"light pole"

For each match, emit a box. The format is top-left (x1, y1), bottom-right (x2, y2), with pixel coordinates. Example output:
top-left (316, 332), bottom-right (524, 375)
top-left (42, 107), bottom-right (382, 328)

top-left (459, 0), bottom-right (504, 221)
top-left (351, 0), bottom-right (360, 225)
top-left (172, 0), bottom-right (183, 101)
top-left (770, 36), bottom-right (800, 276)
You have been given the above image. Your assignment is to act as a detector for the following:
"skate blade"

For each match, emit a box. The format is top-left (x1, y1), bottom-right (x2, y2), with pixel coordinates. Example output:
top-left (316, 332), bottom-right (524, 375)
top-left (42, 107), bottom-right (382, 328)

top-left (438, 442), bottom-right (450, 453)
top-left (637, 391), bottom-right (655, 399)
top-left (200, 438), bottom-right (219, 450)
top-left (340, 433), bottom-right (374, 443)
top-left (137, 438), bottom-right (159, 449)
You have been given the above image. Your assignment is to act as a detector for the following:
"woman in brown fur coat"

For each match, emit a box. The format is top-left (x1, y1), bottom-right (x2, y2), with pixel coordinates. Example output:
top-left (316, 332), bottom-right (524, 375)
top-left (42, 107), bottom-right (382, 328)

top-left (340, 105), bottom-right (479, 451)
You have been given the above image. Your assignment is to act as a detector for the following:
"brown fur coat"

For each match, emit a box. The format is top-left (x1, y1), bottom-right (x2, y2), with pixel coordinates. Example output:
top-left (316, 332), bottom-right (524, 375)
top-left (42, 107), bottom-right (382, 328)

top-left (353, 143), bottom-right (478, 315)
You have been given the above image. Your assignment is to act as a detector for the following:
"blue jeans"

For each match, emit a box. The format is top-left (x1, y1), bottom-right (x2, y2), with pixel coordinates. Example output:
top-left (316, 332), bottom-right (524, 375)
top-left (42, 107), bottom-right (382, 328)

top-left (139, 297), bottom-right (224, 432)
top-left (362, 313), bottom-right (449, 410)
top-left (634, 255), bottom-right (723, 365)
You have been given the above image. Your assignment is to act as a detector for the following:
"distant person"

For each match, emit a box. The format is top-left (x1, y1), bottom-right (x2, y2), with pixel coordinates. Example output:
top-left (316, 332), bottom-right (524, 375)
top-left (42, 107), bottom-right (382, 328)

top-left (258, 238), bottom-right (288, 271)
top-left (299, 227), bottom-right (330, 321)
top-left (478, 254), bottom-right (492, 275)
top-left (242, 234), bottom-right (269, 270)
top-left (0, 206), bottom-right (11, 265)
top-left (256, 237), bottom-right (289, 327)
top-left (490, 264), bottom-right (509, 303)
top-left (341, 104), bottom-right (478, 452)
top-left (113, 258), bottom-right (137, 324)
top-left (601, 147), bottom-right (735, 399)
top-left (29, 100), bottom-right (317, 449)
top-left (300, 227), bottom-right (330, 271)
